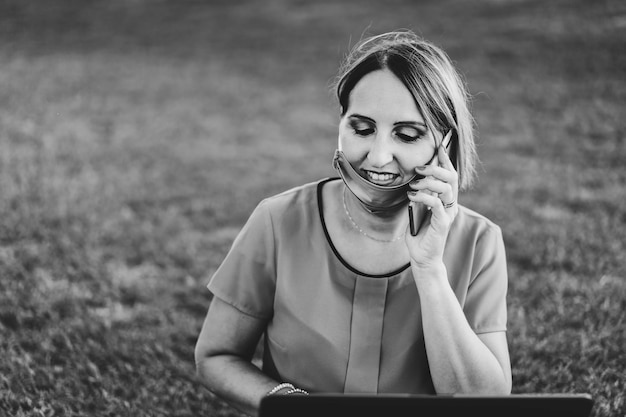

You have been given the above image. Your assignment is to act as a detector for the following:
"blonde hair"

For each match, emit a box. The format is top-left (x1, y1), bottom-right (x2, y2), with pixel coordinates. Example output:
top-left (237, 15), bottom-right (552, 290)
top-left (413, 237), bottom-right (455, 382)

top-left (334, 30), bottom-right (478, 190)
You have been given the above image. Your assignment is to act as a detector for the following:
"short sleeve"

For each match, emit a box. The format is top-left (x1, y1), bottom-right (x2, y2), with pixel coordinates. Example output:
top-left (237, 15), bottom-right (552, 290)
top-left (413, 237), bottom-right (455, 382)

top-left (207, 200), bottom-right (276, 319)
top-left (464, 225), bottom-right (508, 334)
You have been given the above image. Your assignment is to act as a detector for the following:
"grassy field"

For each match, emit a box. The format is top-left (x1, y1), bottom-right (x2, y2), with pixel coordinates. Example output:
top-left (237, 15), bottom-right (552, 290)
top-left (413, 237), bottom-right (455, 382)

top-left (0, 0), bottom-right (624, 416)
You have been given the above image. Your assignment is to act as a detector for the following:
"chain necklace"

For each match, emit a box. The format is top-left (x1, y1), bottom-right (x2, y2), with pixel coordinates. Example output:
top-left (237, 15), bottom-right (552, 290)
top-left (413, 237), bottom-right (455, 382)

top-left (342, 189), bottom-right (406, 243)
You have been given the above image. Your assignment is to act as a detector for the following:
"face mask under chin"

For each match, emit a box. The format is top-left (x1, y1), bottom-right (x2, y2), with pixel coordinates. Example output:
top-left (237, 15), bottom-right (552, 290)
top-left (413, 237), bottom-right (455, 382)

top-left (332, 149), bottom-right (418, 212)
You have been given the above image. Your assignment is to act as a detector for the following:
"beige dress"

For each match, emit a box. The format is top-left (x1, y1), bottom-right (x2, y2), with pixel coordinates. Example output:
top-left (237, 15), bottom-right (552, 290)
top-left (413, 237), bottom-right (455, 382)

top-left (208, 178), bottom-right (508, 394)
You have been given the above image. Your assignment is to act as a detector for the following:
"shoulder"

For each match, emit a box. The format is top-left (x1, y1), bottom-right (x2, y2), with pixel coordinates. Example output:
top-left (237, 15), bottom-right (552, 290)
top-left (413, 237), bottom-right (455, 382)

top-left (227, 180), bottom-right (328, 257)
top-left (247, 178), bottom-right (333, 236)
top-left (257, 178), bottom-right (329, 215)
top-left (446, 205), bottom-right (507, 283)
top-left (247, 179), bottom-right (328, 242)
top-left (450, 205), bottom-right (504, 246)
top-left (455, 205), bottom-right (501, 231)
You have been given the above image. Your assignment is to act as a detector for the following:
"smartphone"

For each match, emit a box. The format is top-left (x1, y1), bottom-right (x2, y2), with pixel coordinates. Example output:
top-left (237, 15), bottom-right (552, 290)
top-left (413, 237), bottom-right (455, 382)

top-left (408, 130), bottom-right (455, 236)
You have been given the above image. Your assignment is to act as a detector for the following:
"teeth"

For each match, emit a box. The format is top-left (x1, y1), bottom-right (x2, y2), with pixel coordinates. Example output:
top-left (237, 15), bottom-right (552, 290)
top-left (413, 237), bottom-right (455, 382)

top-left (368, 171), bottom-right (395, 182)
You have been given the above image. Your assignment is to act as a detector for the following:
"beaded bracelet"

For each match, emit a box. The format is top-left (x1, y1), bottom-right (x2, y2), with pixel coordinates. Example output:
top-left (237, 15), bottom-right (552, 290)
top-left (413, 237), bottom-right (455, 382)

top-left (266, 383), bottom-right (295, 396)
top-left (283, 388), bottom-right (309, 395)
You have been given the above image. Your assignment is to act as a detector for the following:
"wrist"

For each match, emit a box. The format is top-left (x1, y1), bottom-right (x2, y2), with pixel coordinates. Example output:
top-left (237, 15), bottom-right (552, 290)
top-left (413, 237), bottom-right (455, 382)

top-left (411, 261), bottom-right (448, 285)
top-left (411, 259), bottom-right (446, 275)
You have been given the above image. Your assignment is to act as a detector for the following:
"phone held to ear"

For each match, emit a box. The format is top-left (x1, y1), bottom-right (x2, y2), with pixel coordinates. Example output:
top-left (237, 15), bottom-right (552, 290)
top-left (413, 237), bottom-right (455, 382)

top-left (408, 130), bottom-right (454, 236)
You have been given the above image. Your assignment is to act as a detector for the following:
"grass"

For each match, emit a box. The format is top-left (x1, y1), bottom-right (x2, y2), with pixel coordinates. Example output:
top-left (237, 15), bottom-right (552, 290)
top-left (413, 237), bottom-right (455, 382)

top-left (0, 0), bottom-right (624, 416)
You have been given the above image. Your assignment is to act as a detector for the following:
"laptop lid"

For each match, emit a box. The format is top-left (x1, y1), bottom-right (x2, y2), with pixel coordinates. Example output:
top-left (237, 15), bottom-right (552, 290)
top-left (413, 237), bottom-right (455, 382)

top-left (259, 393), bottom-right (594, 417)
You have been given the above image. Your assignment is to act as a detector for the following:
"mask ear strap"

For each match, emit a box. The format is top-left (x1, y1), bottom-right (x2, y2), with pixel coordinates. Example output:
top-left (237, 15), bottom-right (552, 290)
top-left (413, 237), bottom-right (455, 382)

top-left (337, 135), bottom-right (341, 150)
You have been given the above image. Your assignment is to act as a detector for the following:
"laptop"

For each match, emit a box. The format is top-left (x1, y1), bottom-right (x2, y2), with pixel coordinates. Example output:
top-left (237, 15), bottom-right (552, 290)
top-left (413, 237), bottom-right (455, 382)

top-left (259, 393), bottom-right (594, 417)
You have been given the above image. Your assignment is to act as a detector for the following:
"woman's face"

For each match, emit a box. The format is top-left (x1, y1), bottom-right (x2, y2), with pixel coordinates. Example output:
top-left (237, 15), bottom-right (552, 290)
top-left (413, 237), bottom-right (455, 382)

top-left (338, 69), bottom-right (439, 186)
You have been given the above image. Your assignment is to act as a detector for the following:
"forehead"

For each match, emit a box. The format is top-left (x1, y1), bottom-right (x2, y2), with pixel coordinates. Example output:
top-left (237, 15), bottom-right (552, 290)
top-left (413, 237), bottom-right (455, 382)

top-left (348, 69), bottom-right (423, 122)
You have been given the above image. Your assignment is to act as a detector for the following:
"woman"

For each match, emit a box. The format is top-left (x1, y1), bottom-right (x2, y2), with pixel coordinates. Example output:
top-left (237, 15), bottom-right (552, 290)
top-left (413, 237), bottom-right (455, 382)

top-left (195, 30), bottom-right (512, 416)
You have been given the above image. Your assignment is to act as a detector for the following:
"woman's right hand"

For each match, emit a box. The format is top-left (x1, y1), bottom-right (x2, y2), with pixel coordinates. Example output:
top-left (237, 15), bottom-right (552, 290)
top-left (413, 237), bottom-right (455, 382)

top-left (405, 143), bottom-right (459, 271)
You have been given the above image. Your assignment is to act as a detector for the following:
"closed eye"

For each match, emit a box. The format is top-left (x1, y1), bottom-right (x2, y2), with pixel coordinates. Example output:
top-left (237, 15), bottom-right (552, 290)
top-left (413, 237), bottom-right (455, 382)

top-left (349, 119), bottom-right (375, 137)
top-left (394, 125), bottom-right (425, 142)
top-left (395, 132), bottom-right (419, 141)
top-left (354, 127), bottom-right (375, 136)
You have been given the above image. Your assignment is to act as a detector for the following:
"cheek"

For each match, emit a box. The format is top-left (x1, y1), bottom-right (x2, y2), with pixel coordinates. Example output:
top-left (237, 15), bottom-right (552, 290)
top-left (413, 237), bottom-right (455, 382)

top-left (396, 144), bottom-right (436, 171)
top-left (338, 124), bottom-right (364, 154)
top-left (338, 135), bottom-right (369, 164)
top-left (341, 145), bottom-right (366, 167)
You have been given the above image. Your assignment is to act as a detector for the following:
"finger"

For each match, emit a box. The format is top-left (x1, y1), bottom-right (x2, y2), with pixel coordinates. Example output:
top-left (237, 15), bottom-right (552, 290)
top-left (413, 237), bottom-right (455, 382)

top-left (407, 191), bottom-right (452, 231)
top-left (409, 177), bottom-right (452, 196)
top-left (428, 195), bottom-right (453, 231)
top-left (414, 165), bottom-right (457, 185)
top-left (407, 190), bottom-right (441, 209)
top-left (408, 181), bottom-right (455, 214)
top-left (411, 176), bottom-right (456, 213)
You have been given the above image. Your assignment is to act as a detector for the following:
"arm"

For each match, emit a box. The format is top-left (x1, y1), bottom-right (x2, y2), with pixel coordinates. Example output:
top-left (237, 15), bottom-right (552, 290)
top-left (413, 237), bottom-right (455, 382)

top-left (407, 142), bottom-right (511, 394)
top-left (194, 297), bottom-right (279, 416)
top-left (413, 263), bottom-right (512, 394)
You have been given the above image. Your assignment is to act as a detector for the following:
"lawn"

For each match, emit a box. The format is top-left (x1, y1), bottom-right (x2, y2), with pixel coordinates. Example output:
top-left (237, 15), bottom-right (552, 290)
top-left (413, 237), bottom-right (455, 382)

top-left (0, 0), bottom-right (624, 416)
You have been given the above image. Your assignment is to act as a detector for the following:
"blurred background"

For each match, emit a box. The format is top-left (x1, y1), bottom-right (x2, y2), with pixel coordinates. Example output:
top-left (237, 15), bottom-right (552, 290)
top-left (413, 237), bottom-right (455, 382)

top-left (0, 0), bottom-right (624, 416)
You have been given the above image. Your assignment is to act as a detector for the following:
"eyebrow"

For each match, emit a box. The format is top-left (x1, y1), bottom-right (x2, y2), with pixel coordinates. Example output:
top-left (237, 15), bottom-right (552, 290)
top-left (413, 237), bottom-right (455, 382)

top-left (348, 113), bottom-right (427, 128)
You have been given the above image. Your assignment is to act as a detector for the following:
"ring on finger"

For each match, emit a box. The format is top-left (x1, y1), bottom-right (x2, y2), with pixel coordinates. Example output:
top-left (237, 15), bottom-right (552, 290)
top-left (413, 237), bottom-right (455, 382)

top-left (443, 199), bottom-right (456, 209)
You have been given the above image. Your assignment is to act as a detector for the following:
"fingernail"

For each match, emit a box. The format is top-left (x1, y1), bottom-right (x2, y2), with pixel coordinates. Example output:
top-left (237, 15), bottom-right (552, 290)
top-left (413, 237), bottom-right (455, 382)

top-left (415, 166), bottom-right (426, 171)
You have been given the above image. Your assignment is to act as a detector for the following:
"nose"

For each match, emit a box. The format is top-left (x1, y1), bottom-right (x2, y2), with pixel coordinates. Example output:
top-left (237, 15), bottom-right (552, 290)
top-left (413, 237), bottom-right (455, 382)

top-left (367, 132), bottom-right (394, 168)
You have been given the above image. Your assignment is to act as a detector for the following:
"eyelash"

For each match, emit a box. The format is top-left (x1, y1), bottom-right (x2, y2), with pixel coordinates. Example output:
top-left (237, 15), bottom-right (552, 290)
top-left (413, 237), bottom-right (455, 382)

top-left (353, 127), bottom-right (375, 136)
top-left (351, 125), bottom-right (424, 142)
top-left (396, 132), bottom-right (421, 142)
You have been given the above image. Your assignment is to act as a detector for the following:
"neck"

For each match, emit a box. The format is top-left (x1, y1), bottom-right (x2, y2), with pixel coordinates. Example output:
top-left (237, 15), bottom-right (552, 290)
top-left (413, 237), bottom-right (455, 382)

top-left (343, 187), bottom-right (410, 238)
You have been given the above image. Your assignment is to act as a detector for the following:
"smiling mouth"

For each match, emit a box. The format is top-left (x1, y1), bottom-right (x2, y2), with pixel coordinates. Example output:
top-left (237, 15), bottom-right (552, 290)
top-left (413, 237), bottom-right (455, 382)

top-left (365, 170), bottom-right (399, 185)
